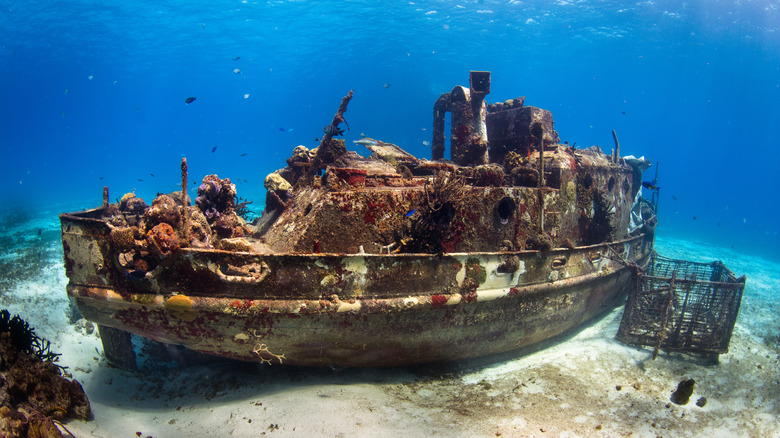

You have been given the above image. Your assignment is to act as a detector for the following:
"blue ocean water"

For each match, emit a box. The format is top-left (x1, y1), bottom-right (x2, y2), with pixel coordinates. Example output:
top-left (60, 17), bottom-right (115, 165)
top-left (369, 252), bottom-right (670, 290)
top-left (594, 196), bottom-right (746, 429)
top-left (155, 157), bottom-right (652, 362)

top-left (1, 0), bottom-right (779, 260)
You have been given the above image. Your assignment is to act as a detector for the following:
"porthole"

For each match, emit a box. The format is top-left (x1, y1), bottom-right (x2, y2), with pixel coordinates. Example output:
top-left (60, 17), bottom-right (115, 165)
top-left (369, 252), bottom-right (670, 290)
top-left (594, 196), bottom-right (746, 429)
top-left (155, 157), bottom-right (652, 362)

top-left (495, 197), bottom-right (516, 225)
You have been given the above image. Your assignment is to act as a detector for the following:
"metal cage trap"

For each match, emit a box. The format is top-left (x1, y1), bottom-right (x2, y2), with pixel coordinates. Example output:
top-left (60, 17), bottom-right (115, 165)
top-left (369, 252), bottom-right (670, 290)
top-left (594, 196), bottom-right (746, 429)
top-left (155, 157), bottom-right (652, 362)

top-left (616, 253), bottom-right (746, 357)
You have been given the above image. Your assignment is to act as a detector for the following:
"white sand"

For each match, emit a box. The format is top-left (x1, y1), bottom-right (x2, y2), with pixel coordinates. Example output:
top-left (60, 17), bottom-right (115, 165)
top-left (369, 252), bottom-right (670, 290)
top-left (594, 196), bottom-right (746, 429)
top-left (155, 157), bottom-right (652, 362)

top-left (2, 223), bottom-right (778, 437)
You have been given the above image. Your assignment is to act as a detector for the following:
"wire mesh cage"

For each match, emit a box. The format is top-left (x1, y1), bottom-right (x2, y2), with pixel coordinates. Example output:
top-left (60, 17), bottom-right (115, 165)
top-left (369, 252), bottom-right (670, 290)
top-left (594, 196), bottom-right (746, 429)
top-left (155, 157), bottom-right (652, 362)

top-left (616, 253), bottom-right (746, 356)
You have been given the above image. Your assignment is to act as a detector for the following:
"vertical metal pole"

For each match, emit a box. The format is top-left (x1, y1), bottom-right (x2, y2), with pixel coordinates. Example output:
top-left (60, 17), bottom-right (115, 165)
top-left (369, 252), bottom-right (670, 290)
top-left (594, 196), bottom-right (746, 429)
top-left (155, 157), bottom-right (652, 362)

top-left (611, 129), bottom-right (620, 163)
top-left (532, 123), bottom-right (544, 232)
top-left (181, 157), bottom-right (190, 242)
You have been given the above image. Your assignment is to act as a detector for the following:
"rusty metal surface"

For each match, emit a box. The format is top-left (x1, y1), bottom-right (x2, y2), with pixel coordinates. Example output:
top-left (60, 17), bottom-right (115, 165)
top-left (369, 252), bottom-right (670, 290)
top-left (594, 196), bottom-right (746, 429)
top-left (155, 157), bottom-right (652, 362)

top-left (62, 210), bottom-right (652, 366)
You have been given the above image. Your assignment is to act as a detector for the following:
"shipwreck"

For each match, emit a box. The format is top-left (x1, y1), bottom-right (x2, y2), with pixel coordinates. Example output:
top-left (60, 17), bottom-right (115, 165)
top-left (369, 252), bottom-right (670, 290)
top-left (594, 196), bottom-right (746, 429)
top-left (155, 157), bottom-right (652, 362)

top-left (60, 71), bottom-right (661, 368)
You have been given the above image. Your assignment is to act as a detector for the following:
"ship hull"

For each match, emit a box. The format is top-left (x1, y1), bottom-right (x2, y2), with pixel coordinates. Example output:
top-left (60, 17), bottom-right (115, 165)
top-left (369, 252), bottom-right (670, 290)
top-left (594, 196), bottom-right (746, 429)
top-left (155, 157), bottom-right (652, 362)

top-left (61, 209), bottom-right (652, 367)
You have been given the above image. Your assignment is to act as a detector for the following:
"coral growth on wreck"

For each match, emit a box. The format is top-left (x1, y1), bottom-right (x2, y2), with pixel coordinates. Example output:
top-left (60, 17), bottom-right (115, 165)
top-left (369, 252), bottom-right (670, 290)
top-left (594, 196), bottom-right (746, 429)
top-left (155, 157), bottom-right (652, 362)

top-left (394, 171), bottom-right (467, 253)
top-left (95, 171), bottom-right (255, 284)
top-left (196, 175), bottom-right (237, 222)
top-left (104, 173), bottom-right (251, 262)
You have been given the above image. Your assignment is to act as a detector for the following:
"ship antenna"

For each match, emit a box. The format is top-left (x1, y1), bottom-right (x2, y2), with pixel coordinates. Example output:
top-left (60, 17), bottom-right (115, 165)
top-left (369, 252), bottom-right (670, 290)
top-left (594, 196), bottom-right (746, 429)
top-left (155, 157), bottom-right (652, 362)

top-left (651, 161), bottom-right (660, 214)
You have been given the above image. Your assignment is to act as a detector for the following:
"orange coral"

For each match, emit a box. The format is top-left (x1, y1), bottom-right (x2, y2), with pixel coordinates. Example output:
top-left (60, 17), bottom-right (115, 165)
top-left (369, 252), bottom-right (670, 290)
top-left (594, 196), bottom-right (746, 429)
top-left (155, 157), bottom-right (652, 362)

top-left (164, 294), bottom-right (198, 322)
top-left (146, 223), bottom-right (180, 258)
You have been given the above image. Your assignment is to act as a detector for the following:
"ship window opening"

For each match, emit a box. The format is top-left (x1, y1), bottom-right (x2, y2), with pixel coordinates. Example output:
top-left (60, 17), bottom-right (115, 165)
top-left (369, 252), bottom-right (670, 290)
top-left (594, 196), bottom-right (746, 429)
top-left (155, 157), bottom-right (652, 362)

top-left (495, 197), bottom-right (516, 225)
top-left (622, 178), bottom-right (630, 194)
top-left (547, 169), bottom-right (561, 189)
top-left (432, 201), bottom-right (456, 226)
top-left (552, 256), bottom-right (568, 269)
top-left (582, 173), bottom-right (593, 189)
top-left (608, 176), bottom-right (616, 192)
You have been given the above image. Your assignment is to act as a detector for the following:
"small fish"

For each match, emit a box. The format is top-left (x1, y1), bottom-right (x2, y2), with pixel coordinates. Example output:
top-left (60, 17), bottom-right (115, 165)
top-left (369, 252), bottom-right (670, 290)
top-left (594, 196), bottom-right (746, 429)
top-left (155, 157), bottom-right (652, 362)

top-left (138, 179), bottom-right (143, 182)
top-left (185, 96), bottom-right (197, 104)
top-left (64, 89), bottom-right (69, 94)
top-left (127, 270), bottom-right (146, 280)
top-left (693, 216), bottom-right (697, 220)
top-left (201, 23), bottom-right (205, 29)
top-left (621, 110), bottom-right (626, 115)
top-left (99, 176), bottom-right (104, 180)
top-left (287, 128), bottom-right (294, 132)
top-left (382, 83), bottom-right (391, 88)
top-left (279, 127), bottom-right (286, 131)
top-left (422, 140), bottom-right (430, 146)
top-left (672, 195), bottom-right (678, 201)
top-left (359, 133), bottom-right (366, 137)
top-left (323, 124), bottom-right (344, 136)
top-left (240, 153), bottom-right (247, 156)
top-left (150, 173), bottom-right (155, 177)
top-left (232, 56), bottom-right (241, 61)
top-left (353, 138), bottom-right (377, 147)
top-left (233, 68), bottom-right (241, 74)
top-left (212, 146), bottom-right (217, 153)
top-left (406, 209), bottom-right (417, 217)
top-left (642, 181), bottom-right (660, 191)
top-left (243, 93), bottom-right (250, 99)
top-left (314, 138), bottom-right (320, 142)
top-left (88, 75), bottom-right (94, 80)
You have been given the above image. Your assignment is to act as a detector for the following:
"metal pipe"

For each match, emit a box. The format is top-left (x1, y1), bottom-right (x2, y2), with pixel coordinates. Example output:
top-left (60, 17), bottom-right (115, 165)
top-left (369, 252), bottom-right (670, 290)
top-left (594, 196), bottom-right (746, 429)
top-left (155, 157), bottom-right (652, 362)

top-left (612, 129), bottom-right (620, 163)
top-left (469, 71), bottom-right (491, 165)
top-left (432, 93), bottom-right (451, 160)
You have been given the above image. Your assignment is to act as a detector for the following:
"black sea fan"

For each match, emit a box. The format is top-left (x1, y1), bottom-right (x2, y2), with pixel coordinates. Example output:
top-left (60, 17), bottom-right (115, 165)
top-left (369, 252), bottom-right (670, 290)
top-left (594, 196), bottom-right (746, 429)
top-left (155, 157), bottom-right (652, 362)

top-left (0, 309), bottom-right (61, 363)
top-left (584, 191), bottom-right (616, 245)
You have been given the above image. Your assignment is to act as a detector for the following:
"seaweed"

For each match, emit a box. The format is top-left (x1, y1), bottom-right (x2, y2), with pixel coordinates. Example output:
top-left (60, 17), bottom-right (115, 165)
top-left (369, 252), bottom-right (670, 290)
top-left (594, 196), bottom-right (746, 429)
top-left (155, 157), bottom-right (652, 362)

top-left (0, 309), bottom-right (61, 364)
top-left (235, 199), bottom-right (254, 221)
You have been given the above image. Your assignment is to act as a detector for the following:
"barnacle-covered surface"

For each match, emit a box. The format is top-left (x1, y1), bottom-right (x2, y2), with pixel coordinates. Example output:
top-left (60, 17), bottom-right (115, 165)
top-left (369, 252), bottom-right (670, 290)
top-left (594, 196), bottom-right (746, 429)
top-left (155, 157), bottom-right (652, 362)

top-left (60, 136), bottom-right (653, 367)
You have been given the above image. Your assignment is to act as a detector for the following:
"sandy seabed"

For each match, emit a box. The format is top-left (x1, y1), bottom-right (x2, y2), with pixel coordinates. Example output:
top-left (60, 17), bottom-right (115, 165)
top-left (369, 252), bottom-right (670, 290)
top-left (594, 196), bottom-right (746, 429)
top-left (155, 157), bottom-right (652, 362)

top-left (1, 213), bottom-right (778, 438)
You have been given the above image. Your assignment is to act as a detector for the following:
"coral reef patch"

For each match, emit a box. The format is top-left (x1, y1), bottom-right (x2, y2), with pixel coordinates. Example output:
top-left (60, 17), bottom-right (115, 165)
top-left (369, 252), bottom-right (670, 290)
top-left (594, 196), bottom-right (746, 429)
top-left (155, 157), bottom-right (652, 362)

top-left (0, 309), bottom-right (91, 437)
